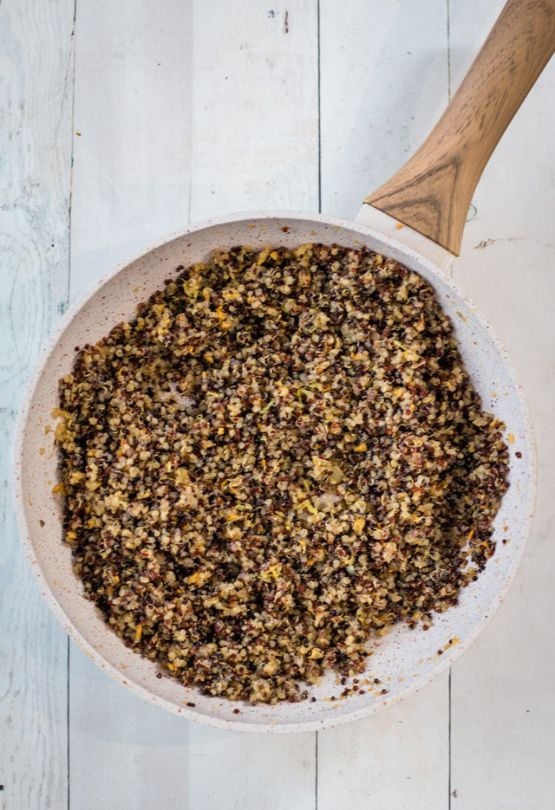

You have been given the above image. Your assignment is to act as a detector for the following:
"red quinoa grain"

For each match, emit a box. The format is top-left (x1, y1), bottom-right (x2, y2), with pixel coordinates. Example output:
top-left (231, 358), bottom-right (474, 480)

top-left (55, 244), bottom-right (509, 704)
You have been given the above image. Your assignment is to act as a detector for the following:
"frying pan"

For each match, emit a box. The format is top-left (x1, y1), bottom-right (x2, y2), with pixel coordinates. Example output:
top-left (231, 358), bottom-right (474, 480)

top-left (15, 0), bottom-right (554, 732)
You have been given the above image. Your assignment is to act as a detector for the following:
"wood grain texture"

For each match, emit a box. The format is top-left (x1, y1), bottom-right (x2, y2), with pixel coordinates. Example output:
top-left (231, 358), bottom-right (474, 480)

top-left (320, 0), bottom-right (450, 221)
top-left (318, 676), bottom-right (449, 810)
top-left (3, 0), bottom-right (555, 807)
top-left (0, 0), bottom-right (75, 807)
top-left (69, 0), bottom-right (194, 304)
top-left (318, 3), bottom-right (450, 808)
top-left (187, 3), bottom-right (318, 806)
top-left (189, 0), bottom-right (319, 218)
top-left (449, 2), bottom-right (555, 806)
top-left (187, 725), bottom-right (315, 810)
top-left (68, 2), bottom-right (195, 807)
top-left (366, 0), bottom-right (555, 254)
top-left (68, 2), bottom-right (318, 809)
top-left (69, 647), bottom-right (191, 810)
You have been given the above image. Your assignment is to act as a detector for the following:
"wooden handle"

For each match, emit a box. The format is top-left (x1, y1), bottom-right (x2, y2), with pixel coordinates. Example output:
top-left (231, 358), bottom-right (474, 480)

top-left (365, 0), bottom-right (555, 255)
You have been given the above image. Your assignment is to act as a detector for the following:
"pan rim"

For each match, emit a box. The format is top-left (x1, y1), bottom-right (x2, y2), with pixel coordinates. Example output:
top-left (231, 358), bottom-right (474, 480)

top-left (13, 210), bottom-right (537, 733)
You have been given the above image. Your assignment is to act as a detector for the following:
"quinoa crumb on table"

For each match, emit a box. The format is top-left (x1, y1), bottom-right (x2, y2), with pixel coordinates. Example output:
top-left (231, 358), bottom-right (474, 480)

top-left (54, 243), bottom-right (509, 704)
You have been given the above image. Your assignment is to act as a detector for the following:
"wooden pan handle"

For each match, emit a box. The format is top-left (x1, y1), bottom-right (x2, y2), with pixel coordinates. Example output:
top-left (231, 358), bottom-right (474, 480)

top-left (365, 0), bottom-right (555, 255)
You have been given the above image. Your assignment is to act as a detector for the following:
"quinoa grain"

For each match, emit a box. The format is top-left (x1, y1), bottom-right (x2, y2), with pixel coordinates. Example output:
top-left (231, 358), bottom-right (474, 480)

top-left (56, 244), bottom-right (509, 704)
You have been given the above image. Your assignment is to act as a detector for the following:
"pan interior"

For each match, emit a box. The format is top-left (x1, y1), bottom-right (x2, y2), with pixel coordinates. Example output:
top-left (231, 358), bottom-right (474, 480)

top-left (17, 214), bottom-right (533, 732)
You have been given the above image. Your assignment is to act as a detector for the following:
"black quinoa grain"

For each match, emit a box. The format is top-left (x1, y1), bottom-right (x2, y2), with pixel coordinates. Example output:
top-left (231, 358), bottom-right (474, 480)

top-left (55, 244), bottom-right (509, 704)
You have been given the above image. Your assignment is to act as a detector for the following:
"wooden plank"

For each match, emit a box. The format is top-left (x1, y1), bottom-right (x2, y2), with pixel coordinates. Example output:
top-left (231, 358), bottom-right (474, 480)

top-left (318, 2), bottom-right (450, 807)
top-left (69, 646), bottom-right (191, 809)
top-left (449, 1), bottom-right (555, 807)
top-left (188, 726), bottom-right (315, 810)
top-left (69, 0), bottom-right (194, 303)
top-left (189, 0), bottom-right (319, 219)
top-left (69, 1), bottom-right (318, 808)
top-left (319, 0), bottom-right (450, 220)
top-left (0, 0), bottom-right (75, 807)
top-left (318, 677), bottom-right (449, 810)
top-left (186, 3), bottom-right (318, 808)
top-left (68, 2), bottom-right (195, 807)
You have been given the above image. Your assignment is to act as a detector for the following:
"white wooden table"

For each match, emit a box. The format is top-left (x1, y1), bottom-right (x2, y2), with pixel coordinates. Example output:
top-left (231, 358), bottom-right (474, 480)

top-left (1, 1), bottom-right (554, 808)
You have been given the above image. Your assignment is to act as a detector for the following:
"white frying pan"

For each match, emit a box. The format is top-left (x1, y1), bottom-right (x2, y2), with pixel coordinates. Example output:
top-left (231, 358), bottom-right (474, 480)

top-left (15, 0), bottom-right (554, 732)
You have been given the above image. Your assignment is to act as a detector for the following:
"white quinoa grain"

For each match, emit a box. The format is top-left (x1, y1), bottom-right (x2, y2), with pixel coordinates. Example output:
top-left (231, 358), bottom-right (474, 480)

top-left (56, 244), bottom-right (508, 703)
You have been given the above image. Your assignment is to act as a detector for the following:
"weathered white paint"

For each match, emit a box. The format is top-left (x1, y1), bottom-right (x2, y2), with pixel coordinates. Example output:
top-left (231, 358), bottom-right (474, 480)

top-left (69, 0), bottom-right (195, 304)
top-left (69, 647), bottom-right (192, 810)
top-left (68, 0), bottom-right (317, 807)
top-left (319, 0), bottom-right (450, 220)
top-left (187, 725), bottom-right (315, 810)
top-left (190, 0), bottom-right (319, 218)
top-left (318, 3), bottom-right (451, 807)
top-left (68, 2), bottom-right (194, 808)
top-left (319, 675), bottom-right (450, 810)
top-left (3, 0), bottom-right (554, 808)
top-left (184, 3), bottom-right (319, 805)
top-left (0, 0), bottom-right (75, 807)
top-left (449, 2), bottom-right (555, 808)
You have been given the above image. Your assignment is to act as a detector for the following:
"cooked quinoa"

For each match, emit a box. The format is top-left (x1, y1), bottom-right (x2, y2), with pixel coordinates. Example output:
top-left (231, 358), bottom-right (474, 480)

top-left (55, 244), bottom-right (509, 704)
